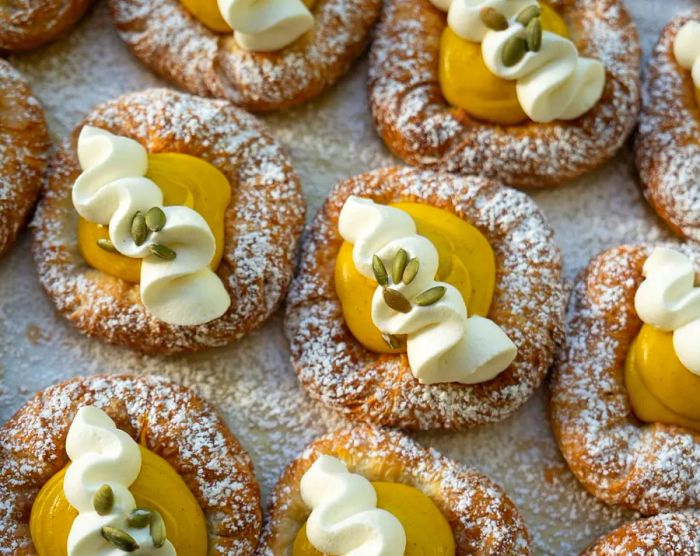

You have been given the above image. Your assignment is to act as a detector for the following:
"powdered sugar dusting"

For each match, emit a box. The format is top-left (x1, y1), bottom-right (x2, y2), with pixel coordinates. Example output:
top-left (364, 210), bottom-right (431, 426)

top-left (369, 0), bottom-right (641, 188)
top-left (1, 0), bottom-right (698, 553)
top-left (635, 9), bottom-right (700, 241)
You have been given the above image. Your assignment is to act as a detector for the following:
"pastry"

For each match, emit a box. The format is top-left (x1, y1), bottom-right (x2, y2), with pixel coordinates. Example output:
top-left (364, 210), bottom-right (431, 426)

top-left (256, 423), bottom-right (531, 554)
top-left (285, 166), bottom-right (565, 430)
top-left (0, 0), bottom-right (92, 52)
top-left (32, 88), bottom-right (305, 354)
top-left (0, 59), bottom-right (50, 259)
top-left (582, 513), bottom-right (700, 556)
top-left (551, 244), bottom-right (700, 515)
top-left (636, 11), bottom-right (700, 242)
top-left (108, 0), bottom-right (382, 111)
top-left (0, 374), bottom-right (261, 554)
top-left (369, 0), bottom-right (641, 188)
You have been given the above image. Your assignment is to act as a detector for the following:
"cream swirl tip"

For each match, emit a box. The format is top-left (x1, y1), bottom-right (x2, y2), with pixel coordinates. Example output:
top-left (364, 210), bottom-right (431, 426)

top-left (674, 20), bottom-right (700, 88)
top-left (635, 247), bottom-right (700, 375)
top-left (300, 455), bottom-right (406, 556)
top-left (217, 0), bottom-right (314, 52)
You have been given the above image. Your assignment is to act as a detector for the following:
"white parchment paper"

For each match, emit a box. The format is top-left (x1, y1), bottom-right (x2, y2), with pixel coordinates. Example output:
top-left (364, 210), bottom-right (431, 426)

top-left (1, 1), bottom-right (695, 552)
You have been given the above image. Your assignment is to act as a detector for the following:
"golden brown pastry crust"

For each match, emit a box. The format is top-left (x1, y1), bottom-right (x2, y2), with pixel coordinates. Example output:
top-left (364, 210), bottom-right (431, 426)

top-left (0, 374), bottom-right (262, 555)
top-left (108, 0), bottom-right (381, 112)
top-left (635, 11), bottom-right (700, 242)
top-left (284, 166), bottom-right (565, 430)
top-left (255, 423), bottom-right (531, 555)
top-left (551, 245), bottom-right (700, 516)
top-left (0, 59), bottom-right (50, 259)
top-left (0, 0), bottom-right (92, 52)
top-left (582, 513), bottom-right (700, 556)
top-left (369, 0), bottom-right (641, 188)
top-left (31, 88), bottom-right (305, 355)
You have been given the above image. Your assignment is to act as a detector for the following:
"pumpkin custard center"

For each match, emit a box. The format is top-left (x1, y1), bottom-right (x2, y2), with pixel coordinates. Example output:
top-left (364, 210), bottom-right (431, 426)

top-left (439, 2), bottom-right (571, 125)
top-left (335, 202), bottom-right (495, 353)
top-left (78, 152), bottom-right (231, 284)
top-left (30, 444), bottom-right (208, 555)
top-left (626, 324), bottom-right (700, 432)
top-left (292, 481), bottom-right (456, 555)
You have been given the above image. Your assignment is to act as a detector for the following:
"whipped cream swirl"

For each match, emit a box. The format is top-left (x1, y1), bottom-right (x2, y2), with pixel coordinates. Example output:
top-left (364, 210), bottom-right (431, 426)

top-left (339, 196), bottom-right (517, 385)
top-left (433, 0), bottom-right (606, 122)
top-left (73, 126), bottom-right (230, 326)
top-left (674, 20), bottom-right (700, 88)
top-left (635, 248), bottom-right (700, 376)
top-left (300, 455), bottom-right (406, 556)
top-left (217, 0), bottom-right (314, 52)
top-left (64, 406), bottom-right (176, 556)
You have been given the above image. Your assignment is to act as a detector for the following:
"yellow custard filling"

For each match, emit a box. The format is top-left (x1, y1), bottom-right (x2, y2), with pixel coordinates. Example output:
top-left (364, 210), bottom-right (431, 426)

top-left (29, 445), bottom-right (208, 555)
top-left (335, 202), bottom-right (495, 354)
top-left (625, 323), bottom-right (700, 432)
top-left (78, 153), bottom-right (231, 284)
top-left (180, 0), bottom-right (317, 34)
top-left (292, 481), bottom-right (456, 555)
top-left (439, 2), bottom-right (570, 125)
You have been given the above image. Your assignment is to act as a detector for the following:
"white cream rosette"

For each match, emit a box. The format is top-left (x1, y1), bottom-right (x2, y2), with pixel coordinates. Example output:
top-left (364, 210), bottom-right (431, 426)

top-left (73, 126), bottom-right (230, 326)
top-left (339, 196), bottom-right (517, 385)
top-left (217, 0), bottom-right (314, 52)
top-left (431, 0), bottom-right (606, 123)
top-left (300, 455), bottom-right (406, 556)
top-left (674, 20), bottom-right (700, 88)
top-left (635, 247), bottom-right (700, 375)
top-left (64, 406), bottom-right (176, 556)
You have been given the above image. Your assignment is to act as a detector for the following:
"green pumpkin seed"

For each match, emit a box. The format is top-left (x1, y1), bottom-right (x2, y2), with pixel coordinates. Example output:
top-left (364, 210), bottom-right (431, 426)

top-left (149, 243), bottom-right (176, 261)
top-left (93, 484), bottom-right (114, 515)
top-left (480, 7), bottom-right (508, 31)
top-left (382, 333), bottom-right (400, 350)
top-left (526, 17), bottom-right (542, 52)
top-left (96, 238), bottom-right (118, 253)
top-left (402, 258), bottom-right (420, 285)
top-left (150, 510), bottom-right (167, 548)
top-left (415, 286), bottom-right (447, 306)
top-left (372, 255), bottom-right (388, 286)
top-left (382, 288), bottom-right (412, 314)
top-left (145, 207), bottom-right (166, 232)
top-left (127, 508), bottom-right (152, 529)
top-left (130, 212), bottom-right (147, 246)
top-left (392, 249), bottom-right (409, 284)
top-left (502, 36), bottom-right (527, 67)
top-left (515, 5), bottom-right (540, 26)
top-left (101, 527), bottom-right (140, 552)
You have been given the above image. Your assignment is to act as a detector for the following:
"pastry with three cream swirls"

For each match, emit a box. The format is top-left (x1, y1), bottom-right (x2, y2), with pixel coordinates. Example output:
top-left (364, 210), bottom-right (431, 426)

top-left (31, 88), bottom-right (305, 354)
top-left (0, 0), bottom-right (92, 51)
top-left (0, 59), bottom-right (50, 260)
top-left (285, 167), bottom-right (565, 430)
top-left (369, 0), bottom-right (641, 188)
top-left (636, 10), bottom-right (700, 242)
top-left (0, 374), bottom-right (262, 555)
top-left (551, 244), bottom-right (700, 515)
top-left (256, 423), bottom-right (531, 554)
top-left (107, 0), bottom-right (381, 111)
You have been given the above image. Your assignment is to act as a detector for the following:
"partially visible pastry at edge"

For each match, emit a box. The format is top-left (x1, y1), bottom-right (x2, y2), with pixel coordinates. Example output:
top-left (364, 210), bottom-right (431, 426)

top-left (256, 423), bottom-right (531, 555)
top-left (582, 513), bottom-right (700, 556)
top-left (0, 59), bottom-right (50, 258)
top-left (285, 167), bottom-right (565, 430)
top-left (31, 88), bottom-right (305, 354)
top-left (108, 0), bottom-right (381, 111)
top-left (551, 244), bottom-right (700, 515)
top-left (369, 0), bottom-right (641, 188)
top-left (0, 374), bottom-right (261, 555)
top-left (0, 0), bottom-right (92, 51)
top-left (636, 10), bottom-right (700, 242)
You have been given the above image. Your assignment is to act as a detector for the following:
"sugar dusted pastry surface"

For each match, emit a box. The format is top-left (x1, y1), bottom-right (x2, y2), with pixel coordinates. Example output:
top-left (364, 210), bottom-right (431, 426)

top-left (0, 0), bottom-right (696, 554)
